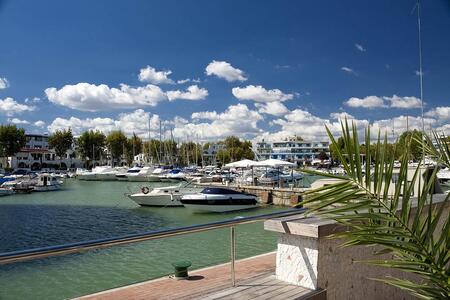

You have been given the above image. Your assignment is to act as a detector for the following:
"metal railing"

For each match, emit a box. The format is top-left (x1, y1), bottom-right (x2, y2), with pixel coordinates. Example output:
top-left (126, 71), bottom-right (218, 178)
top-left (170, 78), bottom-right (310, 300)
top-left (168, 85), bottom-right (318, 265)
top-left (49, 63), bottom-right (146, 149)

top-left (0, 208), bottom-right (306, 286)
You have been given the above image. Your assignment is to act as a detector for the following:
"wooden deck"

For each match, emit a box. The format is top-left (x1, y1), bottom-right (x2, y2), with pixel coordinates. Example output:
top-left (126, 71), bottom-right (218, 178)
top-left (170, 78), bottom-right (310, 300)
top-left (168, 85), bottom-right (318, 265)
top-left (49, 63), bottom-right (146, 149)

top-left (75, 252), bottom-right (323, 300)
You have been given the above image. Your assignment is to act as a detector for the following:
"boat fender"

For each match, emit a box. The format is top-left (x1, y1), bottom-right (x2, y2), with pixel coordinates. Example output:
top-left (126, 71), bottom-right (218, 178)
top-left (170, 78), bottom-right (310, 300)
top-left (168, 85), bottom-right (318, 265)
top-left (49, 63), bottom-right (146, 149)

top-left (141, 187), bottom-right (150, 194)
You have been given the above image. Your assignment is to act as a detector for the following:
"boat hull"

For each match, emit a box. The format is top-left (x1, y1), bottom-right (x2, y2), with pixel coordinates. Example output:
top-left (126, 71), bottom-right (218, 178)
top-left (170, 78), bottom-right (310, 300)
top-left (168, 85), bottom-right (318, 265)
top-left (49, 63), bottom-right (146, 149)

top-left (128, 193), bottom-right (183, 207)
top-left (33, 185), bottom-right (62, 192)
top-left (180, 195), bottom-right (258, 213)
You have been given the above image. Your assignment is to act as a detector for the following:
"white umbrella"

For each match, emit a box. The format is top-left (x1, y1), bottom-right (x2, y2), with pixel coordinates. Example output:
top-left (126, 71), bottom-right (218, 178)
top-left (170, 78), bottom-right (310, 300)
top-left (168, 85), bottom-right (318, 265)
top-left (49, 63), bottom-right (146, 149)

top-left (254, 158), bottom-right (295, 167)
top-left (225, 159), bottom-right (259, 168)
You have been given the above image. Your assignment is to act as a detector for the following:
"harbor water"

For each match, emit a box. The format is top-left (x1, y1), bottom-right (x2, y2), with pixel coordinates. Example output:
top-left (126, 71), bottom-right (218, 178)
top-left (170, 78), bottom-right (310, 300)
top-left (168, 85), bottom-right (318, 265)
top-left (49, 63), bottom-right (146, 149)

top-left (0, 179), bottom-right (289, 300)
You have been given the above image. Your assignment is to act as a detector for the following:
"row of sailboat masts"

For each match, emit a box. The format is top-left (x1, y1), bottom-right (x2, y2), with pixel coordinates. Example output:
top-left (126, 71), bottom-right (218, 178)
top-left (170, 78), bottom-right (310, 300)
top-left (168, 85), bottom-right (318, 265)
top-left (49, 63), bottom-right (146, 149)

top-left (143, 118), bottom-right (205, 166)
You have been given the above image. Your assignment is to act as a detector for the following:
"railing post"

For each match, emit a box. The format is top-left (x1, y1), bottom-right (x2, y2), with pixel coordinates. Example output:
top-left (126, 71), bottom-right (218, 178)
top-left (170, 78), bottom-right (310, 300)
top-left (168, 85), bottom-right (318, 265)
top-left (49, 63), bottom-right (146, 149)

top-left (230, 226), bottom-right (236, 287)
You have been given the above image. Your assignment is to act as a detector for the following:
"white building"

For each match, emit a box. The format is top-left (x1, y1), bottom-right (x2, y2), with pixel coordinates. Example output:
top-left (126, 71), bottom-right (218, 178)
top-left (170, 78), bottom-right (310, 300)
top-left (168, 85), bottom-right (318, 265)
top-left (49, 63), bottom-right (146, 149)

top-left (8, 134), bottom-right (82, 171)
top-left (255, 138), bottom-right (330, 165)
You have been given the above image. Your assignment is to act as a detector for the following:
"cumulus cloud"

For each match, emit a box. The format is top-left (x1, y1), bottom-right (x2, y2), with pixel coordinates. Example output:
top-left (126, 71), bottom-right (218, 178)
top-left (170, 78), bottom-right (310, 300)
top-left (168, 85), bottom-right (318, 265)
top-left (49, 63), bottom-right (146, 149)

top-left (384, 95), bottom-right (422, 109)
top-left (329, 111), bottom-right (355, 120)
top-left (48, 105), bottom-right (263, 141)
top-left (345, 96), bottom-right (386, 109)
top-left (261, 108), bottom-right (369, 141)
top-left (341, 67), bottom-right (357, 75)
top-left (232, 85), bottom-right (293, 103)
top-left (425, 106), bottom-right (450, 122)
top-left (48, 109), bottom-right (162, 137)
top-left (255, 101), bottom-right (289, 116)
top-left (174, 104), bottom-right (263, 140)
top-left (205, 60), bottom-right (247, 82)
top-left (355, 43), bottom-right (366, 52)
top-left (167, 85), bottom-right (208, 101)
top-left (25, 97), bottom-right (41, 103)
top-left (8, 118), bottom-right (30, 125)
top-left (34, 120), bottom-right (46, 127)
top-left (0, 77), bottom-right (9, 89)
top-left (45, 83), bottom-right (167, 112)
top-left (138, 66), bottom-right (174, 84)
top-left (0, 97), bottom-right (35, 116)
top-left (345, 95), bottom-right (423, 109)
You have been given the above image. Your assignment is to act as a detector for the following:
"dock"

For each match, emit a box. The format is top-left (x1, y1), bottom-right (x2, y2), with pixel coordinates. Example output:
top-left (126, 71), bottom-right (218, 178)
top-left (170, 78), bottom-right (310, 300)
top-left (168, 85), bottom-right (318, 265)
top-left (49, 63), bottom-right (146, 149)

top-left (75, 252), bottom-right (324, 300)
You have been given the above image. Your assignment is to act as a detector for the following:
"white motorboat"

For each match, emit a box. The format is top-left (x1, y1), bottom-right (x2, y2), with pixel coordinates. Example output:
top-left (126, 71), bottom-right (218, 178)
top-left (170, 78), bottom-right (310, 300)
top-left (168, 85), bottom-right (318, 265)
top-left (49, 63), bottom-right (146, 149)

top-left (0, 188), bottom-right (14, 196)
top-left (146, 167), bottom-right (166, 182)
top-left (180, 187), bottom-right (259, 213)
top-left (161, 169), bottom-right (187, 183)
top-left (33, 174), bottom-right (63, 192)
top-left (78, 166), bottom-right (122, 181)
top-left (115, 166), bottom-right (142, 181)
top-left (127, 181), bottom-right (202, 207)
top-left (126, 166), bottom-right (156, 182)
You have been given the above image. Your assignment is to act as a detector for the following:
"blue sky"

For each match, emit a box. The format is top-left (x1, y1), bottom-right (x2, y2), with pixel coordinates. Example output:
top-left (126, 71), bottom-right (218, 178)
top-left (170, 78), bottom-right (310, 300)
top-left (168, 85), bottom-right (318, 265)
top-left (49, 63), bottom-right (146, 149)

top-left (0, 0), bottom-right (449, 141)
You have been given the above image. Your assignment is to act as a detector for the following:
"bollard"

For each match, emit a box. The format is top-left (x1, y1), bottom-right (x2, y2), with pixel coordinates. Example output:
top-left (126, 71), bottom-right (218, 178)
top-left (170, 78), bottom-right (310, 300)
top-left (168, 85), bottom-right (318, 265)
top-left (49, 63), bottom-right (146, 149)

top-left (171, 260), bottom-right (192, 280)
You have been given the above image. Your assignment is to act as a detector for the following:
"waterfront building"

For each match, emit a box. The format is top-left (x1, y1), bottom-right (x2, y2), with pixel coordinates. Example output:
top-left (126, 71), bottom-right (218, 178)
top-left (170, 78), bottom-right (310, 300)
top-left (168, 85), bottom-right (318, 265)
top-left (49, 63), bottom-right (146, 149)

top-left (202, 142), bottom-right (225, 166)
top-left (255, 137), bottom-right (330, 165)
top-left (8, 134), bottom-right (82, 170)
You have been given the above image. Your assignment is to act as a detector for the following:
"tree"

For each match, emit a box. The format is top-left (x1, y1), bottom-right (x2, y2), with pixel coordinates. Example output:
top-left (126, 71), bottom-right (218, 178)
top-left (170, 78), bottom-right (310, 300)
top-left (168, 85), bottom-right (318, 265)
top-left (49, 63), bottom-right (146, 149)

top-left (223, 136), bottom-right (254, 161)
top-left (302, 121), bottom-right (449, 299)
top-left (395, 130), bottom-right (424, 161)
top-left (124, 133), bottom-right (143, 165)
top-left (77, 130), bottom-right (106, 168)
top-left (0, 125), bottom-right (26, 159)
top-left (48, 129), bottom-right (73, 169)
top-left (106, 131), bottom-right (127, 165)
top-left (317, 151), bottom-right (329, 161)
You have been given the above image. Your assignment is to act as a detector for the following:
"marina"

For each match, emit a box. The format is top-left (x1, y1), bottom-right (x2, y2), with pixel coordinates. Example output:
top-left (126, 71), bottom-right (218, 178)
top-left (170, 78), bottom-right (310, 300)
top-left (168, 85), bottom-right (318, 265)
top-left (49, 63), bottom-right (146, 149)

top-left (0, 179), bottom-right (288, 300)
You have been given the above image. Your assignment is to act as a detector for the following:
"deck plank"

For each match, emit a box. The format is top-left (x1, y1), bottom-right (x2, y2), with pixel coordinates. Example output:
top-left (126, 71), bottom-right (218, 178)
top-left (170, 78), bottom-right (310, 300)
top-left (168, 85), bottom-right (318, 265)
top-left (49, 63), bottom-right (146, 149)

top-left (75, 252), bottom-right (319, 300)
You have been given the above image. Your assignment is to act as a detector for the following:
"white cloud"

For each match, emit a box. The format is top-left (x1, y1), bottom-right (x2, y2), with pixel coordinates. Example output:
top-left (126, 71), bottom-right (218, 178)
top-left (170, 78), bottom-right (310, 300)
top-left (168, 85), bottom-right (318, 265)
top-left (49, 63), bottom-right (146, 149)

top-left (0, 78), bottom-right (9, 89)
top-left (329, 111), bottom-right (355, 120)
top-left (167, 85), bottom-right (208, 101)
top-left (45, 83), bottom-right (167, 112)
top-left (345, 95), bottom-right (423, 109)
top-left (177, 78), bottom-right (191, 84)
top-left (262, 108), bottom-right (369, 141)
top-left (232, 85), bottom-right (293, 103)
top-left (425, 106), bottom-right (450, 121)
top-left (34, 120), bottom-right (46, 127)
top-left (191, 111), bottom-right (219, 120)
top-left (25, 97), bottom-right (41, 103)
top-left (384, 95), bottom-right (422, 109)
top-left (355, 43), bottom-right (366, 52)
top-left (48, 109), bottom-right (162, 138)
top-left (8, 118), bottom-right (29, 125)
top-left (341, 67), bottom-right (357, 75)
top-left (255, 101), bottom-right (289, 116)
top-left (205, 60), bottom-right (247, 82)
top-left (345, 96), bottom-right (386, 109)
top-left (372, 115), bottom-right (436, 140)
top-left (138, 66), bottom-right (174, 84)
top-left (178, 104), bottom-right (263, 140)
top-left (0, 97), bottom-right (35, 116)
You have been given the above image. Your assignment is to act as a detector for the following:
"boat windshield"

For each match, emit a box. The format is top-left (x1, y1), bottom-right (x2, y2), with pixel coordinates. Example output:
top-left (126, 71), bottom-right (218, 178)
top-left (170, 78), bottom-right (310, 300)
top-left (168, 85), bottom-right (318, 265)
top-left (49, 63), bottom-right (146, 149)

top-left (127, 170), bottom-right (140, 173)
top-left (201, 187), bottom-right (242, 194)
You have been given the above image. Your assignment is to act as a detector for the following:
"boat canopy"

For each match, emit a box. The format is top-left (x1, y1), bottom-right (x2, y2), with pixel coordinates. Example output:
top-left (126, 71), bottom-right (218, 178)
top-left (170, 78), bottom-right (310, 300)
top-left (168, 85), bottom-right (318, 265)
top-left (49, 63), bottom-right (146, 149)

top-left (201, 187), bottom-right (244, 194)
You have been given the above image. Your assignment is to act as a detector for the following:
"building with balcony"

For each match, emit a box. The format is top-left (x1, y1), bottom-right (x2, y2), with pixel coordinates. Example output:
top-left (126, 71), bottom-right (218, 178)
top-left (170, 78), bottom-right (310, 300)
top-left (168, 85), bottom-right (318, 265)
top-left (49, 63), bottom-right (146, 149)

top-left (255, 138), bottom-right (330, 165)
top-left (8, 134), bottom-right (83, 171)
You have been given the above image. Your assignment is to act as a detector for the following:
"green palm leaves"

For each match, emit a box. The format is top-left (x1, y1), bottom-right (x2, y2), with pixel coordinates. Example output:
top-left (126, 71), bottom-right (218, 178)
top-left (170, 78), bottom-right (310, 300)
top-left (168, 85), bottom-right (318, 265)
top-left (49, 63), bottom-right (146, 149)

top-left (301, 121), bottom-right (449, 299)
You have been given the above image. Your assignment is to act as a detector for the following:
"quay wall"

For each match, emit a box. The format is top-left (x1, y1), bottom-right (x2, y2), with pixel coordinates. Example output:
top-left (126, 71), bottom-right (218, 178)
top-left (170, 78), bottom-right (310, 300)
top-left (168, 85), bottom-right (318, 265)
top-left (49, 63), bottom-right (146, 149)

top-left (197, 182), bottom-right (305, 207)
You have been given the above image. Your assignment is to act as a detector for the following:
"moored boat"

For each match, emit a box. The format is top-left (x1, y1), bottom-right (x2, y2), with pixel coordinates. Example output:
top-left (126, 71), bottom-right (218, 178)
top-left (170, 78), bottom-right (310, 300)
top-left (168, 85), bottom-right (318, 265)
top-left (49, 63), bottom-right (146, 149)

top-left (33, 174), bottom-right (63, 192)
top-left (127, 181), bottom-right (202, 207)
top-left (180, 187), bottom-right (258, 213)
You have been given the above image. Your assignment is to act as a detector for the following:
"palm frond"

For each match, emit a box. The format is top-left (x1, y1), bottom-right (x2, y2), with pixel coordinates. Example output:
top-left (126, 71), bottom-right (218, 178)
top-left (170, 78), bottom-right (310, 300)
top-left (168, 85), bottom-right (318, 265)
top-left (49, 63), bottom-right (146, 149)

top-left (300, 120), bottom-right (450, 299)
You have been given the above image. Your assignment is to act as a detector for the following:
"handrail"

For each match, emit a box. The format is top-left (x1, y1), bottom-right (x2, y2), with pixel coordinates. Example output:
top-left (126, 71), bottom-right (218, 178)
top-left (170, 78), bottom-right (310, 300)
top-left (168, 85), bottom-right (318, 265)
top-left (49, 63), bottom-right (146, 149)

top-left (0, 208), bottom-right (306, 265)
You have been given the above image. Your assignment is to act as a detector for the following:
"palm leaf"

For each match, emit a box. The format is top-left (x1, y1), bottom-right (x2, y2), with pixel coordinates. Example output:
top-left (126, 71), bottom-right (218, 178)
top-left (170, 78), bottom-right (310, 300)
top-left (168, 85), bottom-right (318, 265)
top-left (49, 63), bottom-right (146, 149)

top-left (299, 120), bottom-right (450, 299)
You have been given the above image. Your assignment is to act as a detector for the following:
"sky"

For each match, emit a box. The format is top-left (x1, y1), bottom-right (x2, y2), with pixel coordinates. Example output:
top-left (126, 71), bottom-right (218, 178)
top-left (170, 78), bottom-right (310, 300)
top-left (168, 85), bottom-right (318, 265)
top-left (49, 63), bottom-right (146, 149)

top-left (0, 0), bottom-right (450, 142)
